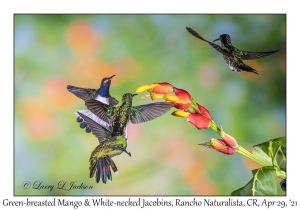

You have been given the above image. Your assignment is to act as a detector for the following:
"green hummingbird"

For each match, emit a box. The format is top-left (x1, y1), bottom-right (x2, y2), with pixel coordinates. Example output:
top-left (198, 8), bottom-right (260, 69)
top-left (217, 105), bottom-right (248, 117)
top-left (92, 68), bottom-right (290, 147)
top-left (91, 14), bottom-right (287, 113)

top-left (77, 111), bottom-right (131, 184)
top-left (186, 27), bottom-right (280, 75)
top-left (67, 75), bottom-right (118, 133)
top-left (85, 93), bottom-right (174, 137)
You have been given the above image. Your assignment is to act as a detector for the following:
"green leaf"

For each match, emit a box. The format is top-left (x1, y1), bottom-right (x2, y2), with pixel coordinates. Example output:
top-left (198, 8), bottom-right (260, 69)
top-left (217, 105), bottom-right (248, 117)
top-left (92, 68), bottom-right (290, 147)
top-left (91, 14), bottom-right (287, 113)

top-left (231, 166), bottom-right (277, 196)
top-left (252, 137), bottom-right (286, 172)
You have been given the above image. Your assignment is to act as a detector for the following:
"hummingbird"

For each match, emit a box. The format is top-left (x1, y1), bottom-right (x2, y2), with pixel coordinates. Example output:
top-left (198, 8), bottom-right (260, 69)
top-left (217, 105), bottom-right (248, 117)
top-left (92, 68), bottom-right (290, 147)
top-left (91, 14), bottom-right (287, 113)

top-left (67, 75), bottom-right (118, 133)
top-left (85, 93), bottom-right (174, 137)
top-left (186, 27), bottom-right (280, 75)
top-left (77, 111), bottom-right (131, 184)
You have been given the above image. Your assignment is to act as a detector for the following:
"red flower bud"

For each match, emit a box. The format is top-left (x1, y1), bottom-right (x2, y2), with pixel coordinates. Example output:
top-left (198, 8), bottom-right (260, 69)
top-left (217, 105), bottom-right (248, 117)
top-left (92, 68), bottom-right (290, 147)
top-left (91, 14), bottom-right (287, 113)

top-left (210, 138), bottom-right (236, 155)
top-left (187, 113), bottom-right (211, 130)
top-left (221, 131), bottom-right (238, 148)
top-left (197, 103), bottom-right (211, 120)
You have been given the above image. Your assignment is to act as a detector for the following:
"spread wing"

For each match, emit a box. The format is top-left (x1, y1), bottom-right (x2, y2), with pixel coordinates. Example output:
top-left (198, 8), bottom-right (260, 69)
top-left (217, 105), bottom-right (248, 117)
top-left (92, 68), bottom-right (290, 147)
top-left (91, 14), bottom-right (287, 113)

top-left (186, 27), bottom-right (233, 59)
top-left (240, 49), bottom-right (280, 60)
top-left (67, 85), bottom-right (97, 101)
top-left (85, 99), bottom-right (114, 124)
top-left (130, 102), bottom-right (173, 124)
top-left (77, 111), bottom-right (111, 144)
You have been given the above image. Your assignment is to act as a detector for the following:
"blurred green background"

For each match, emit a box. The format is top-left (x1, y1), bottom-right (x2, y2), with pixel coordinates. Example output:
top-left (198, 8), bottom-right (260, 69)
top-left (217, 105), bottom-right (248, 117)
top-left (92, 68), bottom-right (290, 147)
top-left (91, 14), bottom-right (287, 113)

top-left (14, 14), bottom-right (286, 195)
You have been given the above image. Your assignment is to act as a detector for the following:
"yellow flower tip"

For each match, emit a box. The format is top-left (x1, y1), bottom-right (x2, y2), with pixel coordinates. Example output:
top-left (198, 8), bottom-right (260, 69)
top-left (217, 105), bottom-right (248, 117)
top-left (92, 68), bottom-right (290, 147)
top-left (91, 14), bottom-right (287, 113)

top-left (136, 85), bottom-right (148, 93)
top-left (163, 94), bottom-right (178, 103)
top-left (210, 138), bottom-right (220, 146)
top-left (150, 93), bottom-right (165, 100)
top-left (171, 110), bottom-right (190, 119)
top-left (136, 84), bottom-right (158, 93)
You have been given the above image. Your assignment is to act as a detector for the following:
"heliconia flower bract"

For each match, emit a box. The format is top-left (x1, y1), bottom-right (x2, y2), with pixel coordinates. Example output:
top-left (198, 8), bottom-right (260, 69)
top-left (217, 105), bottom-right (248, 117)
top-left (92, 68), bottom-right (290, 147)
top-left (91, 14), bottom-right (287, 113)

top-left (172, 109), bottom-right (211, 130)
top-left (164, 87), bottom-right (192, 110)
top-left (136, 82), bottom-right (173, 95)
top-left (196, 103), bottom-right (211, 120)
top-left (210, 138), bottom-right (236, 155)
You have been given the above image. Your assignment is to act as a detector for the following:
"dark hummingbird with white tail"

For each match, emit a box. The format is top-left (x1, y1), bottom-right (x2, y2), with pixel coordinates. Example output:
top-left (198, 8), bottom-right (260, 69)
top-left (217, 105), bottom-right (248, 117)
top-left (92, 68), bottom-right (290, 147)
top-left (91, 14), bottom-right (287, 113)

top-left (186, 27), bottom-right (280, 75)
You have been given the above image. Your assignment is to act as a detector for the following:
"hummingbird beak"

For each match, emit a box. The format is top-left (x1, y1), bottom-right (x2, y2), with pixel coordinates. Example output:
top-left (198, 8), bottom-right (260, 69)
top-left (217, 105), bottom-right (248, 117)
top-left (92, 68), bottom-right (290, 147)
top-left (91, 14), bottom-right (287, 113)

top-left (213, 38), bottom-right (220, 42)
top-left (109, 75), bottom-right (116, 79)
top-left (132, 94), bottom-right (138, 97)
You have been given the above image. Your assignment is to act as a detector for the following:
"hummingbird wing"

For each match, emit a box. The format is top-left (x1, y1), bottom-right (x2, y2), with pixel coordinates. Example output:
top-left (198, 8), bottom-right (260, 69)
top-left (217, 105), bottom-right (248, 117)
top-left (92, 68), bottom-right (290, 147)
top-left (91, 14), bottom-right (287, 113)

top-left (67, 85), bottom-right (97, 101)
top-left (186, 27), bottom-right (233, 59)
top-left (77, 111), bottom-right (112, 144)
top-left (130, 102), bottom-right (173, 124)
top-left (109, 96), bottom-right (119, 106)
top-left (239, 49), bottom-right (280, 60)
top-left (85, 99), bottom-right (114, 124)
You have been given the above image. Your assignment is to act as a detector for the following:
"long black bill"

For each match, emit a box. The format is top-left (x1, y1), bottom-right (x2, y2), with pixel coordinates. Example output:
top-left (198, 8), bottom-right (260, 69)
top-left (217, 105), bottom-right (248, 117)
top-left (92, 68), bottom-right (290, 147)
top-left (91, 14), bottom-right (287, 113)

top-left (109, 75), bottom-right (116, 79)
top-left (213, 38), bottom-right (220, 42)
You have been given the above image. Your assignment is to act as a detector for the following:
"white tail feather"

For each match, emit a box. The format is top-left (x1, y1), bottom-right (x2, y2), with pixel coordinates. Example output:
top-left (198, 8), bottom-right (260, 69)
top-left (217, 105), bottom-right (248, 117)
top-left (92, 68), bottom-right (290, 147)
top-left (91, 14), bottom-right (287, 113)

top-left (76, 109), bottom-right (112, 132)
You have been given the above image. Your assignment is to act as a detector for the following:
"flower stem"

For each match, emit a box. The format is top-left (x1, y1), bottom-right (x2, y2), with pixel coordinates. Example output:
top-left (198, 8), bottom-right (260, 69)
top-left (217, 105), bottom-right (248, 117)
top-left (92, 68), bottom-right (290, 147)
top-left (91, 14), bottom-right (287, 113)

top-left (276, 170), bottom-right (286, 180)
top-left (236, 145), bottom-right (270, 166)
top-left (236, 145), bottom-right (286, 179)
top-left (191, 99), bottom-right (200, 113)
top-left (209, 120), bottom-right (221, 134)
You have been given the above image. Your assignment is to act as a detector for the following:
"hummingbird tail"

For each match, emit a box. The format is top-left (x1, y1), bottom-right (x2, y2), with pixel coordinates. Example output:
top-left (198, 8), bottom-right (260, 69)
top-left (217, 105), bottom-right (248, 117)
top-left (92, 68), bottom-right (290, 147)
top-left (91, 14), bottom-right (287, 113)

top-left (76, 110), bottom-right (113, 134)
top-left (239, 63), bottom-right (260, 75)
top-left (90, 156), bottom-right (118, 184)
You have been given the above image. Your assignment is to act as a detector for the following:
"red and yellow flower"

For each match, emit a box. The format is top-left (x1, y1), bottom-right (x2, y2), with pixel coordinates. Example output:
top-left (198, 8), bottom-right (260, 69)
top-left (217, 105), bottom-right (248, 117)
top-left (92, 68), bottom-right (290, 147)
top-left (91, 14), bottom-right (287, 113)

top-left (172, 103), bottom-right (211, 130)
top-left (136, 81), bottom-right (239, 156)
top-left (136, 82), bottom-right (173, 95)
top-left (137, 83), bottom-right (192, 110)
top-left (164, 87), bottom-right (192, 110)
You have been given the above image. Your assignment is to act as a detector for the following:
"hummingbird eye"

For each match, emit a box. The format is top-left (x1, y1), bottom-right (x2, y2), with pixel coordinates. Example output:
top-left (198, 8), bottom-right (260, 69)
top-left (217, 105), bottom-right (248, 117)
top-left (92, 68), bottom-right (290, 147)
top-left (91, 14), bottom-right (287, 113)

top-left (103, 79), bottom-right (111, 85)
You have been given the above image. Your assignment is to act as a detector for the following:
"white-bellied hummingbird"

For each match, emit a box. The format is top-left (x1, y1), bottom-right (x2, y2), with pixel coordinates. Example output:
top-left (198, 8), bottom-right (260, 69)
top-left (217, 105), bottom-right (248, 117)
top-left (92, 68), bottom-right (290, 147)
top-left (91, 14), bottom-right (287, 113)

top-left (67, 75), bottom-right (118, 133)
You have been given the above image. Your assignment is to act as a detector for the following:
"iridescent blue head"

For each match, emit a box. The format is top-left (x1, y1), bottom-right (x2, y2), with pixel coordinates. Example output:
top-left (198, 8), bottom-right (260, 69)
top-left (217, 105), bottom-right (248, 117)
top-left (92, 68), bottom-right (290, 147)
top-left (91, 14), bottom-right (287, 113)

top-left (99, 75), bottom-right (115, 97)
top-left (213, 34), bottom-right (232, 47)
